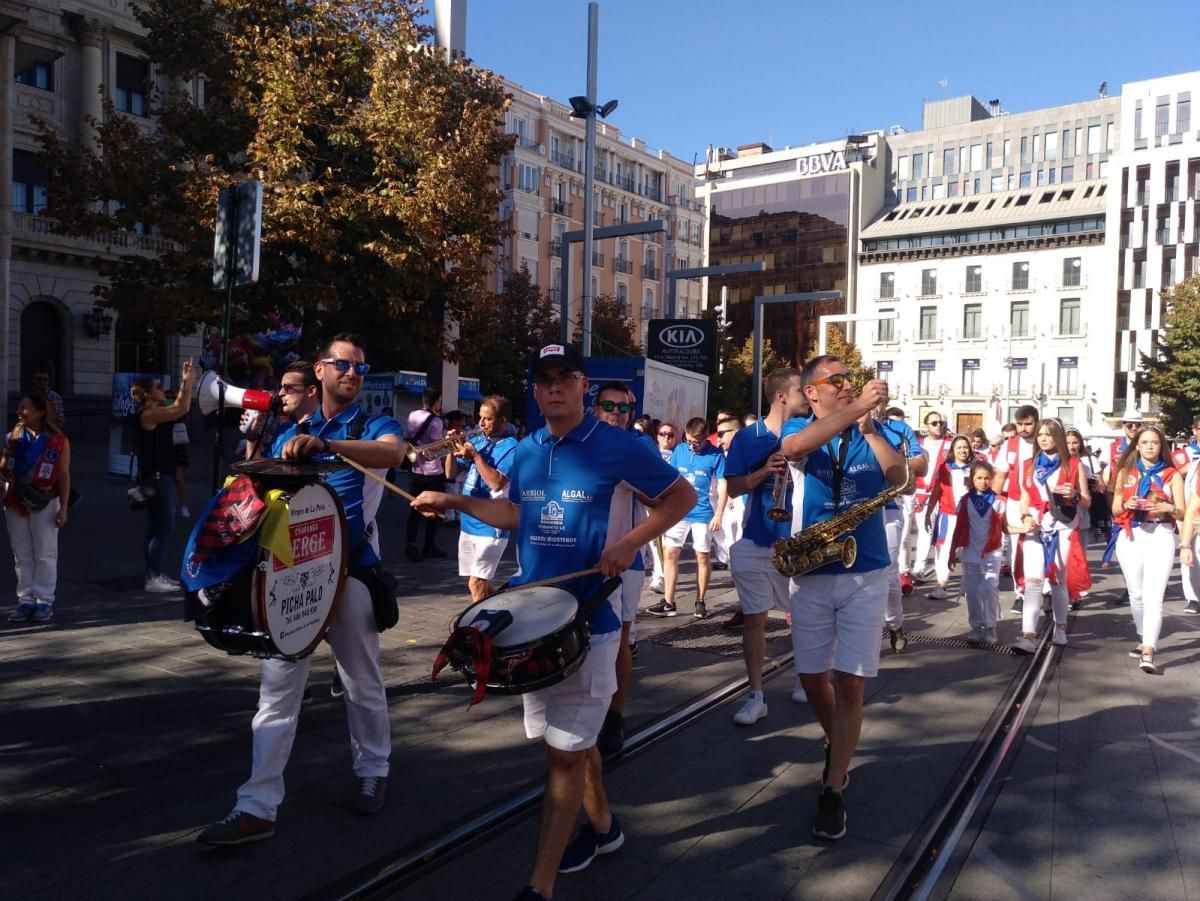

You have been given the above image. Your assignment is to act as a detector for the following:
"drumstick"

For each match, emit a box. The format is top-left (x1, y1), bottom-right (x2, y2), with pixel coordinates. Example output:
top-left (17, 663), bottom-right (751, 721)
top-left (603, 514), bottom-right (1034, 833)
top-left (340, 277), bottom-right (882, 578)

top-left (337, 454), bottom-right (445, 519)
top-left (516, 567), bottom-right (601, 590)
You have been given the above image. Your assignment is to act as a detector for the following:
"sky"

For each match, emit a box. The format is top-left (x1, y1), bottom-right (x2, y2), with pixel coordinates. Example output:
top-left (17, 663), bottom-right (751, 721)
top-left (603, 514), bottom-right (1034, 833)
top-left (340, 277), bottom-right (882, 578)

top-left (459, 0), bottom-right (1198, 163)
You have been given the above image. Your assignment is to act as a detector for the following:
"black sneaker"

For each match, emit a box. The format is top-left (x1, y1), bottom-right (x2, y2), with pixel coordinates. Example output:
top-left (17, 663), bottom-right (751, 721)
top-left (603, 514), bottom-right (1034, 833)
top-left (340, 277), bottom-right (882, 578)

top-left (197, 810), bottom-right (275, 846)
top-left (1108, 590), bottom-right (1130, 608)
top-left (558, 815), bottom-right (624, 873)
top-left (628, 641), bottom-right (638, 658)
top-left (424, 546), bottom-right (447, 560)
top-left (352, 776), bottom-right (388, 814)
top-left (405, 543), bottom-right (423, 563)
top-left (597, 710), bottom-right (625, 756)
top-left (694, 600), bottom-right (708, 619)
top-left (644, 601), bottom-right (677, 617)
top-left (301, 686), bottom-right (314, 706)
top-left (812, 786), bottom-right (846, 840)
top-left (888, 627), bottom-right (907, 653)
top-left (711, 561), bottom-right (729, 571)
top-left (1187, 600), bottom-right (1200, 615)
top-left (819, 742), bottom-right (850, 790)
top-left (513, 889), bottom-right (547, 901)
top-left (722, 611), bottom-right (745, 630)
top-left (330, 670), bottom-right (344, 698)
top-left (1010, 596), bottom-right (1024, 614)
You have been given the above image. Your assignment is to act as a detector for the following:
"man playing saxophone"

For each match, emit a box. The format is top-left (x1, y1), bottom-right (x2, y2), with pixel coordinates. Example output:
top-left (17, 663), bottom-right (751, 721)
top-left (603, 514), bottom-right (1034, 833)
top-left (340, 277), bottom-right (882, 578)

top-left (779, 356), bottom-right (905, 842)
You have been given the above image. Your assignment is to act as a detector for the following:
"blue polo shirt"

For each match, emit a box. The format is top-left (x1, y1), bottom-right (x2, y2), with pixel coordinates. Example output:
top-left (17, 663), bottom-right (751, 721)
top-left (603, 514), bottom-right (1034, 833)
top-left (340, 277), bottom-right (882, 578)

top-left (271, 404), bottom-right (402, 567)
top-left (779, 417), bottom-right (890, 575)
top-left (877, 418), bottom-right (925, 511)
top-left (507, 416), bottom-right (681, 637)
top-left (724, 419), bottom-right (793, 547)
top-left (461, 435), bottom-right (519, 539)
top-left (670, 441), bottom-right (726, 523)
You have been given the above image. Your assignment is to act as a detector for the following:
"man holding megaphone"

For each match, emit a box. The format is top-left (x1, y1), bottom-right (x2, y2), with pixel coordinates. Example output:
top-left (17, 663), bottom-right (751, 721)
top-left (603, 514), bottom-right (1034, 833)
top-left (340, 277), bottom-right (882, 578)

top-left (238, 361), bottom-right (321, 460)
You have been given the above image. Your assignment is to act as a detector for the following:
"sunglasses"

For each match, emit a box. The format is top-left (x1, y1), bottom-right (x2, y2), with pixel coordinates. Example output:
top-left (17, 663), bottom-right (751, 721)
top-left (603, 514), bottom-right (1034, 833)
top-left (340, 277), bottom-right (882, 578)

top-left (809, 373), bottom-right (853, 390)
top-left (319, 358), bottom-right (370, 376)
top-left (718, 429), bottom-right (738, 437)
top-left (658, 430), bottom-right (675, 437)
top-left (533, 372), bottom-right (584, 388)
top-left (278, 383), bottom-right (308, 395)
top-left (597, 400), bottom-right (633, 413)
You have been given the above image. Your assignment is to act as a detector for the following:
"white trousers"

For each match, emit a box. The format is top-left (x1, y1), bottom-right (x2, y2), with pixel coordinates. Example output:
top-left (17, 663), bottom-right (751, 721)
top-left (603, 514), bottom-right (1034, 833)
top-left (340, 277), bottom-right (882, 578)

top-left (1182, 531), bottom-right (1200, 603)
top-left (711, 497), bottom-right (744, 565)
top-left (1021, 531), bottom-right (1070, 634)
top-left (1115, 524), bottom-right (1176, 651)
top-left (897, 494), bottom-right (918, 574)
top-left (5, 501), bottom-right (60, 604)
top-left (884, 507), bottom-right (904, 628)
top-left (963, 552), bottom-right (1002, 630)
top-left (933, 512), bottom-right (957, 585)
top-left (236, 577), bottom-right (391, 821)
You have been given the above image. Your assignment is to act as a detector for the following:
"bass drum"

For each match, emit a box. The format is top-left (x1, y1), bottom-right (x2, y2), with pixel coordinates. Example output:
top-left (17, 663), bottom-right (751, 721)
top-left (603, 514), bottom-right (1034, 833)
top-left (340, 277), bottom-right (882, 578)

top-left (448, 585), bottom-right (589, 696)
top-left (196, 480), bottom-right (348, 660)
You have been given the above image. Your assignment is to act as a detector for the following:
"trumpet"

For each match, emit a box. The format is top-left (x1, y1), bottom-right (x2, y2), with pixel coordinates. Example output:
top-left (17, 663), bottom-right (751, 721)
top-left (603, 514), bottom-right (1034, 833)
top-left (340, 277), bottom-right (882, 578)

top-left (766, 465), bottom-right (791, 522)
top-left (406, 426), bottom-right (484, 464)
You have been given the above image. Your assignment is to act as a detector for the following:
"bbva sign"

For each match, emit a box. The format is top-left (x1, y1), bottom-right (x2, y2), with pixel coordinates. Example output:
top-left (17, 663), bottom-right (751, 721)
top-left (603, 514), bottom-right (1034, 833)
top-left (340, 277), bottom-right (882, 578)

top-left (796, 150), bottom-right (847, 177)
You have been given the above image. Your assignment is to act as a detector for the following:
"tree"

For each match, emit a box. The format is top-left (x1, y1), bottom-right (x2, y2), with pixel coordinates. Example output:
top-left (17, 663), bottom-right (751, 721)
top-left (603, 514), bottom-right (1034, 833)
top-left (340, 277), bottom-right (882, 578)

top-left (572, 295), bottom-right (642, 356)
top-left (710, 334), bottom-right (784, 417)
top-left (1135, 275), bottom-right (1200, 435)
top-left (35, 0), bottom-right (512, 368)
top-left (457, 266), bottom-right (558, 421)
top-left (806, 325), bottom-right (876, 385)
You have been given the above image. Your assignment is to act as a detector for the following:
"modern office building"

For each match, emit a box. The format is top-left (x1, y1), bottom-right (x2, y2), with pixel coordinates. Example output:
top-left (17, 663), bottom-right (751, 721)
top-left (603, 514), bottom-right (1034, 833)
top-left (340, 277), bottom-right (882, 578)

top-left (857, 93), bottom-right (1122, 432)
top-left (1107, 70), bottom-right (1200, 417)
top-left (495, 79), bottom-right (706, 349)
top-left (694, 136), bottom-right (888, 365)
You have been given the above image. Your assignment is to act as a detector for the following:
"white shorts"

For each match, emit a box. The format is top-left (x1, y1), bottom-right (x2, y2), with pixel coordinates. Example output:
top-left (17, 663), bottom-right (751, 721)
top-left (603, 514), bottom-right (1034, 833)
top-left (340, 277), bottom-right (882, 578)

top-left (664, 520), bottom-right (713, 553)
top-left (790, 568), bottom-right (889, 678)
top-left (457, 532), bottom-right (507, 580)
top-left (619, 569), bottom-right (644, 623)
top-left (523, 636), bottom-right (620, 752)
top-left (730, 539), bottom-right (790, 615)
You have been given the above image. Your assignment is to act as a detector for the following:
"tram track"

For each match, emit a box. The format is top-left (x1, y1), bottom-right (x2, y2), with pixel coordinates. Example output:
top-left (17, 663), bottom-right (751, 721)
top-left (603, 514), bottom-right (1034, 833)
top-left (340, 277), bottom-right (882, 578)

top-left (307, 619), bottom-right (1058, 901)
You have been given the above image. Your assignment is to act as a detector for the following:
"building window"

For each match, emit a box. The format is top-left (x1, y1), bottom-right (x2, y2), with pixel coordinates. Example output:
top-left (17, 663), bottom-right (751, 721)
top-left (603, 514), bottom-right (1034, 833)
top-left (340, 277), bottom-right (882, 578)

top-left (1059, 298), bottom-right (1081, 335)
top-left (1074, 127), bottom-right (1084, 157)
top-left (990, 175), bottom-right (1004, 192)
top-left (918, 363), bottom-right (935, 395)
top-left (1062, 257), bottom-right (1081, 287)
top-left (1032, 133), bottom-right (1042, 163)
top-left (898, 155), bottom-right (910, 180)
top-left (1155, 101), bottom-right (1170, 137)
top-left (920, 268), bottom-right (937, 296)
top-left (880, 271), bottom-right (895, 298)
top-left (906, 186), bottom-right (917, 202)
top-left (932, 183), bottom-right (946, 200)
top-left (878, 364), bottom-right (894, 392)
top-left (1003, 138), bottom-right (1011, 165)
top-left (1044, 130), bottom-right (1058, 161)
top-left (962, 360), bottom-right (979, 395)
top-left (643, 287), bottom-right (654, 319)
top-left (919, 306), bottom-right (938, 340)
top-left (912, 152), bottom-right (924, 179)
top-left (15, 61), bottom-right (52, 91)
top-left (517, 164), bottom-right (539, 193)
top-left (962, 303), bottom-right (982, 338)
top-left (616, 282), bottom-right (629, 315)
top-left (986, 140), bottom-right (993, 167)
top-left (1010, 300), bottom-right (1030, 337)
top-left (965, 265), bottom-right (982, 293)
top-left (878, 312), bottom-right (895, 343)
top-left (1019, 169), bottom-right (1031, 188)
top-left (943, 147), bottom-right (956, 176)
top-left (1133, 258), bottom-right (1145, 289)
top-left (12, 149), bottom-right (49, 214)
top-left (1061, 164), bottom-right (1073, 183)
top-left (1011, 261), bottom-right (1029, 290)
top-left (1179, 99), bottom-right (1192, 135)
top-left (1087, 123), bottom-right (1102, 154)
top-left (1008, 361), bottom-right (1026, 394)
top-left (116, 53), bottom-right (149, 117)
top-left (970, 143), bottom-right (982, 171)
top-left (1057, 357), bottom-right (1079, 394)
top-left (1057, 406), bottom-right (1076, 425)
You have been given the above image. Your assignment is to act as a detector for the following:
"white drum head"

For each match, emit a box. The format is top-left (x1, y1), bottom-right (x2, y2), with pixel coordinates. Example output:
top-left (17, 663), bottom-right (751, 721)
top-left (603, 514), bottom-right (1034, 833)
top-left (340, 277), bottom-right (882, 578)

top-left (258, 482), bottom-right (347, 658)
top-left (460, 585), bottom-right (579, 647)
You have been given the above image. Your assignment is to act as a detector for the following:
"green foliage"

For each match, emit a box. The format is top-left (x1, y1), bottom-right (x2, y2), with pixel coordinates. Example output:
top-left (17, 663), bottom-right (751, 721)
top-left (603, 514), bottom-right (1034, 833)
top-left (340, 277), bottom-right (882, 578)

top-left (710, 325), bottom-right (784, 417)
top-left (456, 266), bottom-right (558, 421)
top-left (805, 325), bottom-right (876, 385)
top-left (1135, 275), bottom-right (1200, 435)
top-left (571, 295), bottom-right (643, 357)
top-left (34, 0), bottom-right (512, 367)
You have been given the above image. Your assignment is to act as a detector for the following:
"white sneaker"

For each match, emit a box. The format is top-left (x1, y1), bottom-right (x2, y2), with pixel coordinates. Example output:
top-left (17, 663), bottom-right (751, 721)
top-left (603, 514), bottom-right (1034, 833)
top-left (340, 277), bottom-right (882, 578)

top-left (144, 576), bottom-right (175, 593)
top-left (1052, 625), bottom-right (1068, 647)
top-left (791, 678), bottom-right (807, 703)
top-left (982, 627), bottom-right (998, 644)
top-left (733, 693), bottom-right (767, 725)
top-left (1012, 635), bottom-right (1037, 654)
top-left (966, 627), bottom-right (985, 644)
top-left (649, 579), bottom-right (665, 594)
top-left (928, 586), bottom-right (951, 600)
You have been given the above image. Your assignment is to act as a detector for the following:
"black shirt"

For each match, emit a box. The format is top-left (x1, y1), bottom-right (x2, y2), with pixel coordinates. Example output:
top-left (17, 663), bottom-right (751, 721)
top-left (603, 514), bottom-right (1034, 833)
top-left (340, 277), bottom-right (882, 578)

top-left (136, 411), bottom-right (177, 478)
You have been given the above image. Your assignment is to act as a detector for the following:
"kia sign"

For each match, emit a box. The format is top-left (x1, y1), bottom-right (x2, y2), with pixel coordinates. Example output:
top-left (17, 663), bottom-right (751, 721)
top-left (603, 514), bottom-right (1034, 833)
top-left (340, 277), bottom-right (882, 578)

top-left (647, 319), bottom-right (716, 375)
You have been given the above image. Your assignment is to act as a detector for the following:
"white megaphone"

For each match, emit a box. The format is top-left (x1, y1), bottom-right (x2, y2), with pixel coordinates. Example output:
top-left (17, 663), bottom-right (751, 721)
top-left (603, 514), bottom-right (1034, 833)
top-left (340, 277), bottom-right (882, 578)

top-left (197, 369), bottom-right (277, 416)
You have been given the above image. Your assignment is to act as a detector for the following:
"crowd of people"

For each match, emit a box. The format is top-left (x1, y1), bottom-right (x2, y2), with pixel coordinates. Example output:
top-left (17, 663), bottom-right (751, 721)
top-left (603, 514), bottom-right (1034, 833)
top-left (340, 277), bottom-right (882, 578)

top-left (9, 341), bottom-right (1200, 901)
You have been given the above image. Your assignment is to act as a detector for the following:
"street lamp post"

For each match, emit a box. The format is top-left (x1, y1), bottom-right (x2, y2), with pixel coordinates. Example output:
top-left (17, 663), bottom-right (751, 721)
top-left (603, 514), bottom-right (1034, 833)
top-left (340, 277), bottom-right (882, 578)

top-left (751, 291), bottom-right (842, 416)
top-left (567, 2), bottom-right (618, 356)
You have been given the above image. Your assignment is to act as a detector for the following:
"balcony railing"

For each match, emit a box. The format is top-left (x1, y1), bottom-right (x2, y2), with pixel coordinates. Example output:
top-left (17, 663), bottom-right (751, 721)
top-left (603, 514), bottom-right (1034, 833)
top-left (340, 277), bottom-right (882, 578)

top-left (550, 150), bottom-right (578, 171)
top-left (914, 329), bottom-right (943, 344)
top-left (1157, 229), bottom-right (1172, 245)
top-left (643, 186), bottom-right (662, 202)
top-left (549, 240), bottom-right (562, 256)
top-left (615, 174), bottom-right (635, 192)
top-left (613, 258), bottom-right (632, 274)
top-left (13, 212), bottom-right (176, 255)
top-left (591, 251), bottom-right (604, 268)
top-left (954, 327), bottom-right (988, 342)
top-left (642, 264), bottom-right (659, 280)
top-left (551, 198), bottom-right (570, 216)
top-left (1051, 324), bottom-right (1088, 339)
top-left (640, 304), bottom-right (655, 320)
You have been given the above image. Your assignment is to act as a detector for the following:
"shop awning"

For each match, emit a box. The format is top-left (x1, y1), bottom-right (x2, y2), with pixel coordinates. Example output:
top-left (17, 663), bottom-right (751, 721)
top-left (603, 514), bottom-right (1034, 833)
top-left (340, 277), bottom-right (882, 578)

top-left (458, 377), bottom-right (483, 401)
top-left (397, 370), bottom-right (427, 395)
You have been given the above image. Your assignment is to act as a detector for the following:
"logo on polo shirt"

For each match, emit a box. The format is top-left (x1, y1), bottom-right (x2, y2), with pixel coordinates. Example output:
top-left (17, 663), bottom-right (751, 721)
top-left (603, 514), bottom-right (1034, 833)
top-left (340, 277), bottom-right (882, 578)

top-left (560, 489), bottom-right (592, 503)
top-left (522, 488), bottom-right (546, 501)
top-left (539, 501), bottom-right (565, 532)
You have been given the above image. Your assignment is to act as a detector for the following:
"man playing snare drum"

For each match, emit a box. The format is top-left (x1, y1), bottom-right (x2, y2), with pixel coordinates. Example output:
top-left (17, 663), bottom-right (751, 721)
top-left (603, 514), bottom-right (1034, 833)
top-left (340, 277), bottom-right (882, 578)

top-left (197, 332), bottom-right (406, 846)
top-left (413, 343), bottom-right (695, 901)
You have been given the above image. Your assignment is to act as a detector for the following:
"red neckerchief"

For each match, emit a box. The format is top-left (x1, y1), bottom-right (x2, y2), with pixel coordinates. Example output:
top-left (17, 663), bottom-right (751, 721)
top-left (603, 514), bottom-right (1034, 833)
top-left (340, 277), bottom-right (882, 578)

top-left (433, 627), bottom-right (494, 707)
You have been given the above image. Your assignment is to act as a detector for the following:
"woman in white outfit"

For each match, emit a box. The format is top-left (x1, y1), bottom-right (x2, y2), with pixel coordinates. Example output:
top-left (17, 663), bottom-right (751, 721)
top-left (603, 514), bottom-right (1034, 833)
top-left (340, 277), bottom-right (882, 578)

top-left (924, 435), bottom-right (973, 600)
top-left (1112, 426), bottom-right (1183, 674)
top-left (1012, 419), bottom-right (1091, 654)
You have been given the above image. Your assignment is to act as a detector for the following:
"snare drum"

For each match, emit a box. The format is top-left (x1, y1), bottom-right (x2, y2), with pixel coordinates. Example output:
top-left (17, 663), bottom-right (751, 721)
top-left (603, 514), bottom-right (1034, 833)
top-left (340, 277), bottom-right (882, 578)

top-left (191, 472), bottom-right (349, 660)
top-left (442, 585), bottom-right (591, 696)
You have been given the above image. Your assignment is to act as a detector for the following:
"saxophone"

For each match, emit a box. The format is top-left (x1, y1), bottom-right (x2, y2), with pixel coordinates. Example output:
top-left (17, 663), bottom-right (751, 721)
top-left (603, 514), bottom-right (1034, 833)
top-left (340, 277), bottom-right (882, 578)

top-left (772, 439), bottom-right (913, 578)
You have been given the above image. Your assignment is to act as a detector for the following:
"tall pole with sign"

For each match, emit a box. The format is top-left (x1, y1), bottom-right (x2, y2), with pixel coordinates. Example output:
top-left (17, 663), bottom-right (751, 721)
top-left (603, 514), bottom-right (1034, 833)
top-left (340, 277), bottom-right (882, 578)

top-left (211, 180), bottom-right (263, 491)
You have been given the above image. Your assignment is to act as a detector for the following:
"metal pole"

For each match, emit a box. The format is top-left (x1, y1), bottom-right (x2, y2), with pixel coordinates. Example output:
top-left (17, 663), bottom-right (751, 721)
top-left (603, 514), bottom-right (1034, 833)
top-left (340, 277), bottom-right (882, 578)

top-left (213, 189), bottom-right (237, 493)
top-left (666, 276), bottom-right (676, 319)
top-left (558, 241), bottom-right (570, 344)
top-left (580, 2), bottom-right (598, 355)
top-left (753, 299), bottom-right (764, 418)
